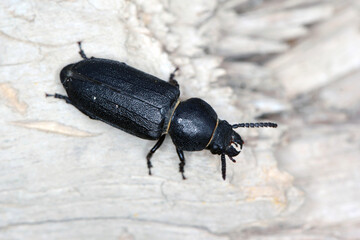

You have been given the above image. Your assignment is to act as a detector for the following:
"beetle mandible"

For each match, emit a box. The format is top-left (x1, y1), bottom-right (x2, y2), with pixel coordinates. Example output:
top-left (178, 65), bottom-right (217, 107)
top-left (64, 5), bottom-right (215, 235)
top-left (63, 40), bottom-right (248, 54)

top-left (47, 42), bottom-right (277, 180)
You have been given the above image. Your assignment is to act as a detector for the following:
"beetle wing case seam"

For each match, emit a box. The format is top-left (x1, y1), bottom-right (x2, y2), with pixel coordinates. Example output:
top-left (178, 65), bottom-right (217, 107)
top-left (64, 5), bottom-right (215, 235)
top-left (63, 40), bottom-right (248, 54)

top-left (162, 99), bottom-right (181, 135)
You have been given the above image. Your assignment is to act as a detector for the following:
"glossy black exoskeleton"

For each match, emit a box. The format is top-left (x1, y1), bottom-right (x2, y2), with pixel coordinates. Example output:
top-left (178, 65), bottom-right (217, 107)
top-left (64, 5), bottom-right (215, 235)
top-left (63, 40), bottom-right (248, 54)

top-left (47, 42), bottom-right (277, 180)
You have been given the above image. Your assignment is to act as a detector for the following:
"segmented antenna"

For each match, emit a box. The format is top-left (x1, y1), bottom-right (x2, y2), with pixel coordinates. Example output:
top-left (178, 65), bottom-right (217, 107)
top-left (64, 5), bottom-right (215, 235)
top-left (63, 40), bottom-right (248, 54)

top-left (232, 122), bottom-right (278, 128)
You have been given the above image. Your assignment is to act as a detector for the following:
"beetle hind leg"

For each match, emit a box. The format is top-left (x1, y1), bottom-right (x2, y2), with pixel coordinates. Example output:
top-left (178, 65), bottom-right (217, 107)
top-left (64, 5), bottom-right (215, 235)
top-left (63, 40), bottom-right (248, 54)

top-left (77, 41), bottom-right (95, 60)
top-left (146, 134), bottom-right (166, 175)
top-left (169, 67), bottom-right (179, 88)
top-left (45, 93), bottom-right (72, 104)
top-left (176, 148), bottom-right (186, 180)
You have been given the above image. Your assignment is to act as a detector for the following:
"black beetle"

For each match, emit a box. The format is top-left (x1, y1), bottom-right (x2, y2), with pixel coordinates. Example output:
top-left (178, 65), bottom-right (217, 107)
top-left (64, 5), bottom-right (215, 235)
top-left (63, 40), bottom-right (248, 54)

top-left (47, 42), bottom-right (277, 180)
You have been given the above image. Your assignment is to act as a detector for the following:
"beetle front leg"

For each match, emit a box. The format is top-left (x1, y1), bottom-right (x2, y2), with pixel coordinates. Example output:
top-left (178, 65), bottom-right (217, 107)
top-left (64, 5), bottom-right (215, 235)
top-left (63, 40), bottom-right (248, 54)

top-left (169, 67), bottom-right (179, 88)
top-left (176, 148), bottom-right (186, 180)
top-left (45, 93), bottom-right (72, 104)
top-left (146, 134), bottom-right (166, 175)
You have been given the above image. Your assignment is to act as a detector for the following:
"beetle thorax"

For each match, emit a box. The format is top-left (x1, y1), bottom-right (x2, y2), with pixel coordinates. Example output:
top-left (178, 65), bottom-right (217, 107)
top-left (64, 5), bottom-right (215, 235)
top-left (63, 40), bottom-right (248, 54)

top-left (168, 98), bottom-right (218, 151)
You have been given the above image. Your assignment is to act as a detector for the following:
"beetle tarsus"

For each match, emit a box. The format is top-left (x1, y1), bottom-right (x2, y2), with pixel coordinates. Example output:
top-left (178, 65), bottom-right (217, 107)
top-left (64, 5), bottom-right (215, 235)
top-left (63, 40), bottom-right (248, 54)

top-left (146, 152), bottom-right (154, 175)
top-left (77, 41), bottom-right (88, 60)
top-left (176, 148), bottom-right (186, 180)
top-left (146, 135), bottom-right (166, 176)
top-left (221, 154), bottom-right (226, 180)
top-left (169, 67), bottom-right (179, 88)
top-left (181, 172), bottom-right (186, 180)
top-left (146, 157), bottom-right (152, 175)
top-left (46, 92), bottom-right (72, 104)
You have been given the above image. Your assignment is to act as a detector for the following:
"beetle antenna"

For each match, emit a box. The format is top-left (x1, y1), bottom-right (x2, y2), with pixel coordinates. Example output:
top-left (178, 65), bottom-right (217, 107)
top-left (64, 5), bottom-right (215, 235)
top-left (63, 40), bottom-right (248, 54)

top-left (232, 122), bottom-right (278, 128)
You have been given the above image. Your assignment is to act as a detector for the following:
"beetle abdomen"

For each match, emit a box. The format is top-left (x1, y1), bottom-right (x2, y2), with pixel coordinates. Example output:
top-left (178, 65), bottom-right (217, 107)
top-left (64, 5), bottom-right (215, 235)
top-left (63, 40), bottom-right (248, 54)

top-left (60, 58), bottom-right (180, 140)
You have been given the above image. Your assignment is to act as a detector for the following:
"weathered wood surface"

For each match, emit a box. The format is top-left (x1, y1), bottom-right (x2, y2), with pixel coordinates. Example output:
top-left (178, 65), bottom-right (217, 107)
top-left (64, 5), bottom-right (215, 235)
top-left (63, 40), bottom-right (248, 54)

top-left (0, 0), bottom-right (359, 239)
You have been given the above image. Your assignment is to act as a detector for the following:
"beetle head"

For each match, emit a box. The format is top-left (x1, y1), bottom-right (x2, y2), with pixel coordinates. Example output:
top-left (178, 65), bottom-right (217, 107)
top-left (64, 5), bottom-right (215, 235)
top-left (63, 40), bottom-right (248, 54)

top-left (208, 120), bottom-right (277, 180)
top-left (207, 120), bottom-right (243, 160)
top-left (224, 130), bottom-right (243, 158)
top-left (207, 120), bottom-right (278, 160)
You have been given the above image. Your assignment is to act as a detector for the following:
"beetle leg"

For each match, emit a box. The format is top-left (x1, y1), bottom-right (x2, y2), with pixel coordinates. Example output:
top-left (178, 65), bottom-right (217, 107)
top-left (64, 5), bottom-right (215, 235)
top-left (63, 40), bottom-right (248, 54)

top-left (146, 134), bottom-right (166, 175)
top-left (221, 154), bottom-right (226, 180)
top-left (77, 41), bottom-right (89, 60)
top-left (176, 148), bottom-right (186, 180)
top-left (45, 93), bottom-right (72, 104)
top-left (169, 67), bottom-right (179, 88)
